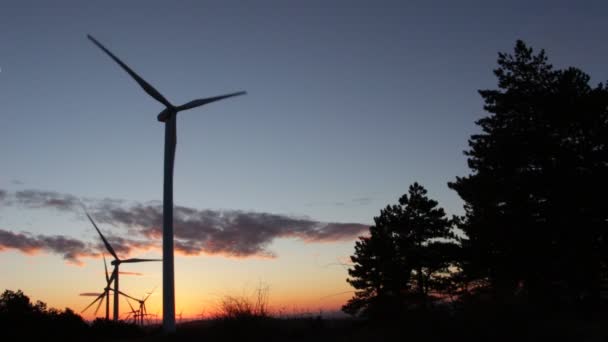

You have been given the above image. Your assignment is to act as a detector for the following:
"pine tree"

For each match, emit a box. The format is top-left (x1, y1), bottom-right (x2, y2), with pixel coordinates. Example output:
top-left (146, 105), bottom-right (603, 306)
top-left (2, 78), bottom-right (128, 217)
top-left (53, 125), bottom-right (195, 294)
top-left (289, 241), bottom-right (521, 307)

top-left (449, 41), bottom-right (608, 306)
top-left (343, 183), bottom-right (459, 317)
top-left (395, 183), bottom-right (458, 303)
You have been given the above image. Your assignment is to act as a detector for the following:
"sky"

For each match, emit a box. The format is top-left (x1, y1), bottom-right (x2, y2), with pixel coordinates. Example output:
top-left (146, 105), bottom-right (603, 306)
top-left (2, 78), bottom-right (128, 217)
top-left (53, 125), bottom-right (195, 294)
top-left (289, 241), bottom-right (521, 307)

top-left (1, 0), bottom-right (607, 320)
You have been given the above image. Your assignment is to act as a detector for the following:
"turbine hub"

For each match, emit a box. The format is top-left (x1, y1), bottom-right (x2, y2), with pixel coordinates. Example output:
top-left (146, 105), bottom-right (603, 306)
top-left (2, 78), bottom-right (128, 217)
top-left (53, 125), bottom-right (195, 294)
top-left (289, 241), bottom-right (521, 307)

top-left (157, 108), bottom-right (176, 122)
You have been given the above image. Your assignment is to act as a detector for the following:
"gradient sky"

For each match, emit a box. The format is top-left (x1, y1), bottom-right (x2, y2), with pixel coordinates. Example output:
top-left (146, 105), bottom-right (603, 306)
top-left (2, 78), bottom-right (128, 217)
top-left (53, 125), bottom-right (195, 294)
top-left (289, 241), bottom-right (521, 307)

top-left (1, 0), bottom-right (607, 320)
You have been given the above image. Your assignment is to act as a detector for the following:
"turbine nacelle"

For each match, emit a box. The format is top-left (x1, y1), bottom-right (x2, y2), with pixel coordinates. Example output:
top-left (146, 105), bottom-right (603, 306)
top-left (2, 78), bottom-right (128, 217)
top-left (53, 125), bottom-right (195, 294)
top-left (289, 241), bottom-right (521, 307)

top-left (157, 108), bottom-right (177, 122)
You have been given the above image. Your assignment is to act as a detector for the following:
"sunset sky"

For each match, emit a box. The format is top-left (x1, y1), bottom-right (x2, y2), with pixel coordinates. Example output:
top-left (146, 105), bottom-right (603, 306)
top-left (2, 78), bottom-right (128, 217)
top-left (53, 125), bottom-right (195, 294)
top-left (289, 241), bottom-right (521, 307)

top-left (1, 0), bottom-right (607, 320)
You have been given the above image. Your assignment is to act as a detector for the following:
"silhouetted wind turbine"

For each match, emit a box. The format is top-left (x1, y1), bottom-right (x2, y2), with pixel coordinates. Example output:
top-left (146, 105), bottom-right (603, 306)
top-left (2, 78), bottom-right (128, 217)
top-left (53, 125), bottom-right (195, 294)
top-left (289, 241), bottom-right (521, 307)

top-left (80, 292), bottom-right (107, 318)
top-left (84, 209), bottom-right (161, 321)
top-left (80, 255), bottom-right (114, 320)
top-left (133, 288), bottom-right (155, 325)
top-left (123, 288), bottom-right (156, 325)
top-left (87, 34), bottom-right (246, 333)
top-left (125, 299), bottom-right (139, 324)
top-left (110, 289), bottom-right (141, 320)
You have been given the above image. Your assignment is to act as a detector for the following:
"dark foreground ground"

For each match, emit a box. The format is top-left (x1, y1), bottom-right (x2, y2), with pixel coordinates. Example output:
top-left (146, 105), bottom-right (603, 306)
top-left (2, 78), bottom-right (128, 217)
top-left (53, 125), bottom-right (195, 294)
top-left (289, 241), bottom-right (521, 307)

top-left (4, 306), bottom-right (607, 341)
top-left (108, 311), bottom-right (608, 342)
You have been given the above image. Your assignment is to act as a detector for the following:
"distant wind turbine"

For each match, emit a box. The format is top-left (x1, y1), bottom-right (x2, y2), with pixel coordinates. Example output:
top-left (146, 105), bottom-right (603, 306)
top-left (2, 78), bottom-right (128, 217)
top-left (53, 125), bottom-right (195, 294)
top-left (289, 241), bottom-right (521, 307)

top-left (125, 299), bottom-right (140, 324)
top-left (84, 209), bottom-right (161, 321)
top-left (109, 288), bottom-right (142, 321)
top-left (129, 288), bottom-right (155, 325)
top-left (87, 34), bottom-right (246, 333)
top-left (80, 255), bottom-right (114, 320)
top-left (118, 289), bottom-right (149, 324)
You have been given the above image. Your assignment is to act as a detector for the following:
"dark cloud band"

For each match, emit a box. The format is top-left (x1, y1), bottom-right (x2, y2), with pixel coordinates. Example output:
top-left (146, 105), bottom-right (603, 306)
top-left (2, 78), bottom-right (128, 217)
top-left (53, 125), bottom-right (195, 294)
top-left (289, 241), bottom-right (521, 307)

top-left (0, 229), bottom-right (96, 264)
top-left (0, 189), bottom-right (368, 262)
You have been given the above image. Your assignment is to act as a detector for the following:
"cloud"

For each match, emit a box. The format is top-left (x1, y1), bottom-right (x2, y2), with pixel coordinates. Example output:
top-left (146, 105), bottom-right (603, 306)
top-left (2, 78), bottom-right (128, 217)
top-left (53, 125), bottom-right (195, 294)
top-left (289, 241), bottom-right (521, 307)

top-left (351, 197), bottom-right (372, 205)
top-left (0, 229), bottom-right (97, 265)
top-left (14, 190), bottom-right (80, 211)
top-left (88, 203), bottom-right (368, 257)
top-left (2, 189), bottom-right (369, 259)
top-left (0, 227), bottom-right (156, 265)
top-left (306, 197), bottom-right (373, 208)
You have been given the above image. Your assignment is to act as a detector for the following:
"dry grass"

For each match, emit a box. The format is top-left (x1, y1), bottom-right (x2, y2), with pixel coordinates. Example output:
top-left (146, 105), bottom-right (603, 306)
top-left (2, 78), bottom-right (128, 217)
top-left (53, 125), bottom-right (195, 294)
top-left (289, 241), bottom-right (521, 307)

top-left (215, 284), bottom-right (270, 320)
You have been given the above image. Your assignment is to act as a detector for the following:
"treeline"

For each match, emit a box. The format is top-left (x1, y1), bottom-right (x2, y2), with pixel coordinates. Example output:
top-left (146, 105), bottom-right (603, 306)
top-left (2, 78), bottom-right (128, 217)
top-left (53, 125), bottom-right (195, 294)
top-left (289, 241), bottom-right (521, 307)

top-left (0, 289), bottom-right (142, 340)
top-left (344, 41), bottom-right (608, 319)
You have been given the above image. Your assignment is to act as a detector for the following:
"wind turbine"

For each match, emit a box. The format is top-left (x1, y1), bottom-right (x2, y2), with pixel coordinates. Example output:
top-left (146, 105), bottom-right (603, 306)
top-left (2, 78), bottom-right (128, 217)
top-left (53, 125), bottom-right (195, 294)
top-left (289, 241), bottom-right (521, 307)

top-left (80, 255), bottom-right (114, 320)
top-left (84, 209), bottom-right (161, 321)
top-left (132, 288), bottom-right (155, 325)
top-left (125, 299), bottom-right (140, 324)
top-left (107, 288), bottom-right (142, 321)
top-left (87, 34), bottom-right (246, 333)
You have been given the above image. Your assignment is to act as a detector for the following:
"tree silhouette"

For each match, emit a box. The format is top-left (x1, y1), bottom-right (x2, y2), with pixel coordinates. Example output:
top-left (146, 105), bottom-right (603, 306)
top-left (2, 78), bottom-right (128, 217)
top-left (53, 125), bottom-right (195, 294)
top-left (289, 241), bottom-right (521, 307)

top-left (0, 289), bottom-right (89, 340)
top-left (449, 40), bottom-right (608, 307)
top-left (342, 219), bottom-right (404, 317)
top-left (343, 183), bottom-right (459, 317)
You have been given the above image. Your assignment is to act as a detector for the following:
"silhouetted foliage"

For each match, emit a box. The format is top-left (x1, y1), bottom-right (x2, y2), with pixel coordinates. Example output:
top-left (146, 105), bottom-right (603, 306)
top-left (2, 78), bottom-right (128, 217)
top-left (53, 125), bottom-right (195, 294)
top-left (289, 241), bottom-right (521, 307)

top-left (0, 289), bottom-right (89, 340)
top-left (90, 317), bottom-right (144, 339)
top-left (449, 40), bottom-right (608, 309)
top-left (0, 289), bottom-right (149, 340)
top-left (343, 183), bottom-right (460, 317)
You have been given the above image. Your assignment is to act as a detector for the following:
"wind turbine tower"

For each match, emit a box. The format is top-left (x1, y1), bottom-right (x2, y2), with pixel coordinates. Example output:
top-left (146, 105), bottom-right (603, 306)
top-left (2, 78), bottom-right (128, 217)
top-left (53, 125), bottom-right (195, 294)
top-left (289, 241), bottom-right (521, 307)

top-left (87, 35), bottom-right (246, 333)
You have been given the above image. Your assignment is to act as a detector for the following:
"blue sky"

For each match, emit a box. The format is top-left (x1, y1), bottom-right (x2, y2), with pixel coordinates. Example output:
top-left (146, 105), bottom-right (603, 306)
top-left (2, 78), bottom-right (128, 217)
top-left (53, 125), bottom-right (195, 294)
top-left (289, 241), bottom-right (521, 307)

top-left (2, 0), bottom-right (607, 223)
top-left (0, 0), bottom-right (607, 316)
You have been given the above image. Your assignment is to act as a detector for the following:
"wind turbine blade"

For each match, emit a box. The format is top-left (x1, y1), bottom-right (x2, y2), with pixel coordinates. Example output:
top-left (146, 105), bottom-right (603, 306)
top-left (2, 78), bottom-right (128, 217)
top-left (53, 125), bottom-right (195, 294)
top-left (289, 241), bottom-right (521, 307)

top-left (143, 288), bottom-right (155, 302)
top-left (113, 289), bottom-right (139, 302)
top-left (107, 267), bottom-right (117, 287)
top-left (103, 254), bottom-right (110, 283)
top-left (176, 91), bottom-right (246, 111)
top-left (81, 293), bottom-right (105, 313)
top-left (83, 210), bottom-right (118, 260)
top-left (118, 271), bottom-right (144, 276)
top-left (126, 298), bottom-right (136, 312)
top-left (80, 293), bottom-right (103, 297)
top-left (94, 295), bottom-right (105, 316)
top-left (121, 258), bottom-right (162, 263)
top-left (87, 35), bottom-right (173, 108)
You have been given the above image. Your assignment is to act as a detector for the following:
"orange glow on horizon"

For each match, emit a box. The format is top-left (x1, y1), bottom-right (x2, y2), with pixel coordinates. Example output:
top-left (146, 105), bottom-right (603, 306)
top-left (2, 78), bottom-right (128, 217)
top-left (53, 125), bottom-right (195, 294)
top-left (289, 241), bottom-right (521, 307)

top-left (74, 292), bottom-right (351, 322)
top-left (1, 238), bottom-right (358, 324)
